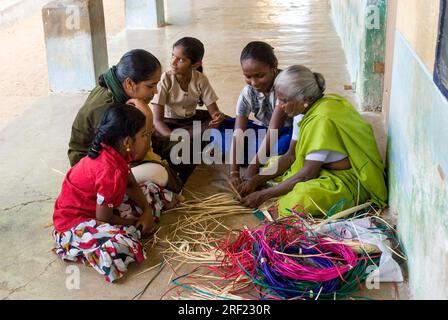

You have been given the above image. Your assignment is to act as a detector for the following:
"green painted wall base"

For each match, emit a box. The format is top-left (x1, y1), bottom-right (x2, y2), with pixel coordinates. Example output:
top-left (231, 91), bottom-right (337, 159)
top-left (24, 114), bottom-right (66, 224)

top-left (331, 0), bottom-right (387, 111)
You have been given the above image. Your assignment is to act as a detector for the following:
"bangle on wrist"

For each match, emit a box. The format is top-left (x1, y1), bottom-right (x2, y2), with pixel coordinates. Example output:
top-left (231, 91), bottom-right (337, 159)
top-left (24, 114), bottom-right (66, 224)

top-left (230, 170), bottom-right (239, 176)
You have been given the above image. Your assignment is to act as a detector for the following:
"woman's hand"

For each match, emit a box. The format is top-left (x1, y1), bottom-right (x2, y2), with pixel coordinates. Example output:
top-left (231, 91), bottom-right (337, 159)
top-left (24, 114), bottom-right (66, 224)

top-left (280, 100), bottom-right (307, 118)
top-left (209, 111), bottom-right (225, 128)
top-left (135, 209), bottom-right (157, 235)
top-left (230, 175), bottom-right (243, 190)
top-left (240, 190), bottom-right (269, 208)
top-left (243, 165), bottom-right (258, 180)
top-left (237, 177), bottom-right (260, 197)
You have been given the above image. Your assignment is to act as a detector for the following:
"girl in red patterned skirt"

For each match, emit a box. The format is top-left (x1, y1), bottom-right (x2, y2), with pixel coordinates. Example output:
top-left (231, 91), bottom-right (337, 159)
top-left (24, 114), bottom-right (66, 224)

top-left (53, 104), bottom-right (174, 282)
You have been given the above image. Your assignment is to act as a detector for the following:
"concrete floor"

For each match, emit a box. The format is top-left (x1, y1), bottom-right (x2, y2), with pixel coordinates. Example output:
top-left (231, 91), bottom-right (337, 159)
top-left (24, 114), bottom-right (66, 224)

top-left (0, 0), bottom-right (408, 299)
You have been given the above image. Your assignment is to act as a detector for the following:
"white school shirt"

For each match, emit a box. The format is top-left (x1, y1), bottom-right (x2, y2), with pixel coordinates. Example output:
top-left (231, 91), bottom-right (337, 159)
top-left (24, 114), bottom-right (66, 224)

top-left (151, 70), bottom-right (218, 119)
top-left (291, 114), bottom-right (348, 163)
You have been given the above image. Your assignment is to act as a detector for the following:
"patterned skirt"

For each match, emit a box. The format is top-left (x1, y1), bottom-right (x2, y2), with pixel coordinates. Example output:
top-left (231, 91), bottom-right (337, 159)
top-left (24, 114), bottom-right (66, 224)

top-left (118, 181), bottom-right (174, 223)
top-left (53, 181), bottom-right (174, 282)
top-left (53, 220), bottom-right (145, 282)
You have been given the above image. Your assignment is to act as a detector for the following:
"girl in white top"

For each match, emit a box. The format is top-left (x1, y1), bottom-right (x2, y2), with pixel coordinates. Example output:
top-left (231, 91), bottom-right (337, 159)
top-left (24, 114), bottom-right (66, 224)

top-left (151, 37), bottom-right (225, 137)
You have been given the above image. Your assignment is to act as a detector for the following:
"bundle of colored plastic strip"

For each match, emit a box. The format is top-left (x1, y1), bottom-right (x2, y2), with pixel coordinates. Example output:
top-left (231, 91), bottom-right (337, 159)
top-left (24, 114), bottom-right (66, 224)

top-left (208, 215), bottom-right (382, 300)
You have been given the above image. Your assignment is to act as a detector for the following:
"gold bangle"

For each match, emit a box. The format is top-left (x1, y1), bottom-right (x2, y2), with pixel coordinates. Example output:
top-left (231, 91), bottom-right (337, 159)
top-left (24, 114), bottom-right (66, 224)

top-left (230, 171), bottom-right (239, 176)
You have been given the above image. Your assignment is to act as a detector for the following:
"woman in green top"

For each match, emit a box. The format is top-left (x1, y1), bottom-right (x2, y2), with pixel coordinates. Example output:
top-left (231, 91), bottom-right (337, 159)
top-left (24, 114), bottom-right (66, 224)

top-left (238, 65), bottom-right (387, 217)
top-left (68, 49), bottom-right (192, 193)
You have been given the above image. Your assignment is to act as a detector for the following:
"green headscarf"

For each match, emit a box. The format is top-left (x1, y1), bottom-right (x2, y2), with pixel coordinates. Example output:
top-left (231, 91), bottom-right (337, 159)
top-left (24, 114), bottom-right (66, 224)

top-left (102, 66), bottom-right (130, 103)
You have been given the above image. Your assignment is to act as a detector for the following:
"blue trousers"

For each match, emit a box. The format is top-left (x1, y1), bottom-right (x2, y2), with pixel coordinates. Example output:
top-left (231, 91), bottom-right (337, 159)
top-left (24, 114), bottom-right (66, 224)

top-left (211, 118), bottom-right (293, 166)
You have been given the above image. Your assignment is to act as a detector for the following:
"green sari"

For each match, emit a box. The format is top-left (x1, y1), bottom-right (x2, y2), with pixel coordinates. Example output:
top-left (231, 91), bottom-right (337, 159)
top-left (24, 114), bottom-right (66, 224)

top-left (277, 94), bottom-right (387, 217)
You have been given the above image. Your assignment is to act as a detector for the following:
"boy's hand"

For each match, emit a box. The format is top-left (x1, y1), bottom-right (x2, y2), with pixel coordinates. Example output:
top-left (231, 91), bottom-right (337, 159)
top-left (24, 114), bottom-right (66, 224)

top-left (209, 111), bottom-right (225, 128)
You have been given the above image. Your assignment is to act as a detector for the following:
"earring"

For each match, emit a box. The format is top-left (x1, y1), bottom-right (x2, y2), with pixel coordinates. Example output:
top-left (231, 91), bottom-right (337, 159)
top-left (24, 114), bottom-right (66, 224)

top-left (126, 146), bottom-right (131, 152)
top-left (304, 103), bottom-right (309, 108)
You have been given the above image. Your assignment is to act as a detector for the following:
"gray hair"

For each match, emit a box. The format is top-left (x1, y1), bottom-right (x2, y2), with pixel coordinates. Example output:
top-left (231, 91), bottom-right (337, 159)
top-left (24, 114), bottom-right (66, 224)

top-left (274, 65), bottom-right (326, 103)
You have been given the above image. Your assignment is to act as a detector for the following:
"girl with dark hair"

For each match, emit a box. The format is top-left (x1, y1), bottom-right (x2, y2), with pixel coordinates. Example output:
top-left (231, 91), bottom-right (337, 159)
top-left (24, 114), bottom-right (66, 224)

top-left (54, 104), bottom-right (181, 282)
top-left (151, 37), bottom-right (226, 137)
top-left (223, 41), bottom-right (293, 188)
top-left (68, 49), bottom-right (188, 194)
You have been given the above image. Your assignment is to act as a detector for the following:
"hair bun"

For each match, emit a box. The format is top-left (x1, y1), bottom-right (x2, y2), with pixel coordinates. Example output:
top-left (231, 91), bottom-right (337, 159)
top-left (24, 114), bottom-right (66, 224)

top-left (313, 72), bottom-right (326, 92)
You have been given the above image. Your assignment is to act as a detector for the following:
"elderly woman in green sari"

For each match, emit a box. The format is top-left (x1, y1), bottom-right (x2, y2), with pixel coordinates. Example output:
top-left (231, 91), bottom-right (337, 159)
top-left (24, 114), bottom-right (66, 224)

top-left (237, 65), bottom-right (387, 217)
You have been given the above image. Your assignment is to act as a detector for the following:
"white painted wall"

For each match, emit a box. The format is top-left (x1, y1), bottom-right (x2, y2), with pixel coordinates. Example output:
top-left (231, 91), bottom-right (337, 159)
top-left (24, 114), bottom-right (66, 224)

top-left (387, 0), bottom-right (448, 299)
top-left (330, 0), bottom-right (366, 88)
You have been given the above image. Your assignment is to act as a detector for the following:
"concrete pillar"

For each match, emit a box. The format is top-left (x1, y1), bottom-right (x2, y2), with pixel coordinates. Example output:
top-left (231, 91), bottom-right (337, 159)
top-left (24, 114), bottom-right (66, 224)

top-left (125, 0), bottom-right (165, 29)
top-left (42, 0), bottom-right (109, 93)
